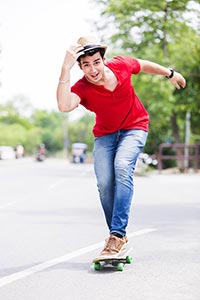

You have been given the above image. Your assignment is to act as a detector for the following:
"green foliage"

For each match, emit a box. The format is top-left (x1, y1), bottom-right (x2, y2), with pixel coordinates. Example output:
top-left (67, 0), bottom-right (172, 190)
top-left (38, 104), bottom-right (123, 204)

top-left (31, 110), bottom-right (65, 152)
top-left (0, 103), bottom-right (32, 129)
top-left (0, 122), bottom-right (42, 154)
top-left (93, 0), bottom-right (200, 153)
top-left (0, 99), bottom-right (95, 156)
top-left (31, 110), bottom-right (63, 129)
top-left (25, 127), bottom-right (43, 154)
top-left (0, 123), bottom-right (27, 147)
top-left (68, 112), bottom-right (95, 152)
top-left (0, 100), bottom-right (64, 154)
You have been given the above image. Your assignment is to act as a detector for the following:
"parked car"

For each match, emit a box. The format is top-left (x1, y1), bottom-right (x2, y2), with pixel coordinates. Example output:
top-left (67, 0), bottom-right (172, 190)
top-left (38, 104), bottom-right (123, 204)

top-left (0, 146), bottom-right (16, 160)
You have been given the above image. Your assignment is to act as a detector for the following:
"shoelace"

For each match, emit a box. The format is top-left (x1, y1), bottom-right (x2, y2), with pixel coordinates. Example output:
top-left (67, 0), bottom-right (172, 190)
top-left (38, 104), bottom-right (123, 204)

top-left (104, 237), bottom-right (119, 251)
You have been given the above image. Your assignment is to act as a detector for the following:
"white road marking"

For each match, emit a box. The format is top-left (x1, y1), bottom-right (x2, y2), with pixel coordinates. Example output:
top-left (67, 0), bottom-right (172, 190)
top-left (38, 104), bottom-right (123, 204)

top-left (0, 228), bottom-right (156, 288)
top-left (128, 228), bottom-right (157, 238)
top-left (49, 178), bottom-right (69, 189)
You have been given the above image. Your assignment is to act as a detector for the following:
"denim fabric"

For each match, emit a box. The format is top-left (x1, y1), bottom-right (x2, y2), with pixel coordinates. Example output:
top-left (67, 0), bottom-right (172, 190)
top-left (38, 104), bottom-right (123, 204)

top-left (93, 129), bottom-right (148, 236)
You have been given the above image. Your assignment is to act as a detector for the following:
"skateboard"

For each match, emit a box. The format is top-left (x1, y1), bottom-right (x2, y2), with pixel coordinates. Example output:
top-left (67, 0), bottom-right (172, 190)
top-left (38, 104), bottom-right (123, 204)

top-left (93, 247), bottom-right (133, 271)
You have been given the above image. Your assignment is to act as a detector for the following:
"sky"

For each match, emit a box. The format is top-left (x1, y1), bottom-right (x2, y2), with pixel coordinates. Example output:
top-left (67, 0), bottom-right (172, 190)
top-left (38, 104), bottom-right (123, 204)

top-left (0, 0), bottom-right (101, 113)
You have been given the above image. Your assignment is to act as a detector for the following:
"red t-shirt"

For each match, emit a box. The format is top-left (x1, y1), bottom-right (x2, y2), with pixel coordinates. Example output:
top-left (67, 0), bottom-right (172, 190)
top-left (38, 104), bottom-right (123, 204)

top-left (71, 56), bottom-right (149, 137)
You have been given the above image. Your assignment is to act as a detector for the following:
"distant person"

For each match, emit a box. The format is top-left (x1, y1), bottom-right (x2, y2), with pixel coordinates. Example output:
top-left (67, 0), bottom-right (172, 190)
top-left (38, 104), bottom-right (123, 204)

top-left (56, 36), bottom-right (186, 258)
top-left (15, 144), bottom-right (24, 159)
top-left (36, 143), bottom-right (46, 162)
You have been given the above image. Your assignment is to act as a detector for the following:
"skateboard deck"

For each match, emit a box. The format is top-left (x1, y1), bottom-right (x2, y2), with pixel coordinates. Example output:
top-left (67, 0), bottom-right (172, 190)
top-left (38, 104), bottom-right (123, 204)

top-left (93, 246), bottom-right (133, 271)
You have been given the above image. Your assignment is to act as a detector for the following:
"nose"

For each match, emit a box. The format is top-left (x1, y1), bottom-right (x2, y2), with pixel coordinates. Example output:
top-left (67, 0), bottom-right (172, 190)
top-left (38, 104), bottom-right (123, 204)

top-left (90, 65), bottom-right (96, 73)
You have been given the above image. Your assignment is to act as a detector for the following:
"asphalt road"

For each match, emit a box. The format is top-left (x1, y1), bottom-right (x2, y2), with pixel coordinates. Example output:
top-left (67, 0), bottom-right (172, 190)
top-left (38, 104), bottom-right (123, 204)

top-left (0, 158), bottom-right (199, 300)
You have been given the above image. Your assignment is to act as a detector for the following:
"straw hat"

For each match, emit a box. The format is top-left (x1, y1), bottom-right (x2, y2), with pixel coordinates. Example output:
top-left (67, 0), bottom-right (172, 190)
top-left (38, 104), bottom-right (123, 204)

top-left (77, 36), bottom-right (107, 53)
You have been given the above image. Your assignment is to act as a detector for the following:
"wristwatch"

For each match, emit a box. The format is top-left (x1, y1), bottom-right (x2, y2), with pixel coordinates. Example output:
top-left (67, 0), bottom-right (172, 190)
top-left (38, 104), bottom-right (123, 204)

top-left (165, 68), bottom-right (174, 79)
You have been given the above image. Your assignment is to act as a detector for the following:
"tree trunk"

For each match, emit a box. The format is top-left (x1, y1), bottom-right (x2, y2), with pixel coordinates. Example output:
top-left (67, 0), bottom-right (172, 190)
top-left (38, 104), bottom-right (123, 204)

top-left (170, 112), bottom-right (180, 143)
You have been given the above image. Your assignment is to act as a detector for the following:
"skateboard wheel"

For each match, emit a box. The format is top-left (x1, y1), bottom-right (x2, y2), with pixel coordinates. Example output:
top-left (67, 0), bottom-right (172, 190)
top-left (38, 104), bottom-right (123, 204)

top-left (126, 256), bottom-right (132, 264)
top-left (94, 262), bottom-right (101, 271)
top-left (117, 263), bottom-right (124, 271)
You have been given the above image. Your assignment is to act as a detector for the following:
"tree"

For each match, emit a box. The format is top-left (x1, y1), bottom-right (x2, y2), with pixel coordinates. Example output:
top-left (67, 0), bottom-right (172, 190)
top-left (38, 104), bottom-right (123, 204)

top-left (31, 110), bottom-right (65, 152)
top-left (68, 112), bottom-right (95, 152)
top-left (93, 0), bottom-right (200, 153)
top-left (0, 101), bottom-right (65, 154)
top-left (0, 101), bottom-right (35, 151)
top-left (0, 101), bottom-right (32, 129)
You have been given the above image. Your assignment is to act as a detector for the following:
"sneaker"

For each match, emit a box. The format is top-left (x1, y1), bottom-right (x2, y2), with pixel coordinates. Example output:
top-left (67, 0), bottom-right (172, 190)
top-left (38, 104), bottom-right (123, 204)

top-left (98, 235), bottom-right (128, 258)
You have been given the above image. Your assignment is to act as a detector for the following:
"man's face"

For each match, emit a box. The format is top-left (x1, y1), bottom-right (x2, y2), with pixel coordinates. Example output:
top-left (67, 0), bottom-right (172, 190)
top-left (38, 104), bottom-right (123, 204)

top-left (79, 52), bottom-right (105, 84)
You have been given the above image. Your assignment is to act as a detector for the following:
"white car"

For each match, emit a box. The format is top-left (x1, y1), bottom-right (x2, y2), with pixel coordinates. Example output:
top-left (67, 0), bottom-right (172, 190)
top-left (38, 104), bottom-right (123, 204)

top-left (0, 146), bottom-right (16, 160)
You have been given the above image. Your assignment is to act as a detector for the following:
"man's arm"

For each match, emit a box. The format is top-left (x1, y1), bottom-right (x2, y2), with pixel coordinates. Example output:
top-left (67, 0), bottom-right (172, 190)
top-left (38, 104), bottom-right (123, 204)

top-left (56, 44), bottom-right (84, 112)
top-left (137, 59), bottom-right (186, 89)
top-left (56, 67), bottom-right (80, 112)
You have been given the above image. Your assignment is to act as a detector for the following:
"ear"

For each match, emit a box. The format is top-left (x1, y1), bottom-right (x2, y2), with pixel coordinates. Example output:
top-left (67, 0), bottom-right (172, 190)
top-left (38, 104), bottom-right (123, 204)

top-left (78, 62), bottom-right (82, 70)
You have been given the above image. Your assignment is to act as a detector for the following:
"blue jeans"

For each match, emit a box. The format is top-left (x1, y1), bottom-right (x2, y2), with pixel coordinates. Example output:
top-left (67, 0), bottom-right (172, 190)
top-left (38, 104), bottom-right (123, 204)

top-left (93, 129), bottom-right (148, 236)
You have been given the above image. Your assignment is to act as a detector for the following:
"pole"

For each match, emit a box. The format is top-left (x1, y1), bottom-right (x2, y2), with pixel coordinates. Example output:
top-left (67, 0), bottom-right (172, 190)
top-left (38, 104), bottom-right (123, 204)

top-left (184, 111), bottom-right (191, 169)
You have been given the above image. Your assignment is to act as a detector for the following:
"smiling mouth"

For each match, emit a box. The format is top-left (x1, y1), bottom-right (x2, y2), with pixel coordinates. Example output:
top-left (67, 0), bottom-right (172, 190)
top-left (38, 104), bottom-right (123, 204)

top-left (91, 73), bottom-right (99, 80)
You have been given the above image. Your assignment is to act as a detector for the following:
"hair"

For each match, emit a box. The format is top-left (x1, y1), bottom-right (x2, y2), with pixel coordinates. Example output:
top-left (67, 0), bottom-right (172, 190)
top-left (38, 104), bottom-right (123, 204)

top-left (77, 48), bottom-right (106, 63)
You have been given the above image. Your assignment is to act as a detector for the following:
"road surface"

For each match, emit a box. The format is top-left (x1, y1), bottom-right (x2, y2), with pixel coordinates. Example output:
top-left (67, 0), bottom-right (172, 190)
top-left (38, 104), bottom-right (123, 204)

top-left (0, 158), bottom-right (199, 300)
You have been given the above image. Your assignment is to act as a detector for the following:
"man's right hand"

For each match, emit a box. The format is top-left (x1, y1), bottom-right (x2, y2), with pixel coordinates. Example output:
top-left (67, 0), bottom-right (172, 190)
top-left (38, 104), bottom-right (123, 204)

top-left (62, 44), bottom-right (84, 70)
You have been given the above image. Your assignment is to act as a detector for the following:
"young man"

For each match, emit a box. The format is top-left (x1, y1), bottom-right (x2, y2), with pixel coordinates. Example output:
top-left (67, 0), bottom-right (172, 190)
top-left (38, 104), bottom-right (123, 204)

top-left (57, 36), bottom-right (186, 258)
